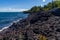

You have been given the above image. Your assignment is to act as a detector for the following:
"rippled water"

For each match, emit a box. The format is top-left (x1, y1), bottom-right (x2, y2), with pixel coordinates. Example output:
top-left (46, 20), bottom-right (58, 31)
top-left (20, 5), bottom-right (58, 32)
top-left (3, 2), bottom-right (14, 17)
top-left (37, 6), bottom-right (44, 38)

top-left (0, 12), bottom-right (28, 29)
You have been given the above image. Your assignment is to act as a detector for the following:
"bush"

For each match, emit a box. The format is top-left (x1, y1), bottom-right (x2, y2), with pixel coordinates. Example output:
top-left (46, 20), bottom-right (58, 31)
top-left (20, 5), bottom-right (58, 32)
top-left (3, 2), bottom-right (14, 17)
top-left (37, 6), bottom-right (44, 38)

top-left (39, 35), bottom-right (47, 40)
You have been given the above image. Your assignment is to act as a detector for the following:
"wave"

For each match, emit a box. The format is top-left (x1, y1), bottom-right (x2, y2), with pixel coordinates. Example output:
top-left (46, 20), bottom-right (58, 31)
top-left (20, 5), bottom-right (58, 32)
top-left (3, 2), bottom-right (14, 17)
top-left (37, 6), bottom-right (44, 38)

top-left (0, 23), bottom-right (12, 32)
top-left (0, 18), bottom-right (22, 32)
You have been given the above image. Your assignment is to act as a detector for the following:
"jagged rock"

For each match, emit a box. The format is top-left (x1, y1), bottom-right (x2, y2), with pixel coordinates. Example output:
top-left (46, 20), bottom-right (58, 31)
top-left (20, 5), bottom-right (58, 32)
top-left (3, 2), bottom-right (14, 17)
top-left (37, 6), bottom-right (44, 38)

top-left (0, 8), bottom-right (60, 40)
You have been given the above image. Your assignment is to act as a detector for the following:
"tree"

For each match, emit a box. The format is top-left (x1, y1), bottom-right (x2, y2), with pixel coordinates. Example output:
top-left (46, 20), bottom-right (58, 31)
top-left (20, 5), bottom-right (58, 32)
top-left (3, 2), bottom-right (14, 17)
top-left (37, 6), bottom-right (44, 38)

top-left (24, 0), bottom-right (60, 13)
top-left (30, 6), bottom-right (42, 13)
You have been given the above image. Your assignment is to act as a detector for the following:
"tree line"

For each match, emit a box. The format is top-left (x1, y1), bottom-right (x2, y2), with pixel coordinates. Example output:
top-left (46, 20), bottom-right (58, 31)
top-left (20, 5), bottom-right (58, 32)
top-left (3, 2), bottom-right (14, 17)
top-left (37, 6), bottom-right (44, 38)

top-left (24, 1), bottom-right (60, 13)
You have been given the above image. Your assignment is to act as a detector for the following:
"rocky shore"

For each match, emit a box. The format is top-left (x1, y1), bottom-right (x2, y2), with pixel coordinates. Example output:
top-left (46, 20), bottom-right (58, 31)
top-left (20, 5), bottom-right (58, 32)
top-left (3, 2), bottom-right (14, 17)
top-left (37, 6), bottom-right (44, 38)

top-left (0, 8), bottom-right (60, 40)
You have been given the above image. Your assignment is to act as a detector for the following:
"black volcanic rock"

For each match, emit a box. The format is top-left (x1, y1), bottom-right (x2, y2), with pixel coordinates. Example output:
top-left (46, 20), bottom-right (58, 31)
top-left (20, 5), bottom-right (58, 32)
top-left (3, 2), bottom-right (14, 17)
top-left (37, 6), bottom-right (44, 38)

top-left (26, 11), bottom-right (52, 24)
top-left (48, 8), bottom-right (60, 16)
top-left (0, 8), bottom-right (60, 40)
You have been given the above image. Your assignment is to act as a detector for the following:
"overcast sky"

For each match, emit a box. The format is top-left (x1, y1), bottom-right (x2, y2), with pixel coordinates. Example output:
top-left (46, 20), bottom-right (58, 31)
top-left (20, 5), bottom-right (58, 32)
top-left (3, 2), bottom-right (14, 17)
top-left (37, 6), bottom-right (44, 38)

top-left (0, 0), bottom-right (52, 12)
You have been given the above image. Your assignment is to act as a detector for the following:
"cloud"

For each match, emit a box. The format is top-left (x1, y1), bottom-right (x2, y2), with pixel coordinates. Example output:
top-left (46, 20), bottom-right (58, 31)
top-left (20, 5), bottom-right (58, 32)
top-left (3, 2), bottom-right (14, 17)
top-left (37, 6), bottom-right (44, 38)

top-left (0, 8), bottom-right (28, 12)
top-left (43, 0), bottom-right (46, 2)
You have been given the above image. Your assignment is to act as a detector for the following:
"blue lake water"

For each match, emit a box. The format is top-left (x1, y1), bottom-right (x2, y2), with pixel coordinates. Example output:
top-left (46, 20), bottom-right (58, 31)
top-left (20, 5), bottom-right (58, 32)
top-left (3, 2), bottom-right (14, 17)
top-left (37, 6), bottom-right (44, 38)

top-left (0, 12), bottom-right (28, 29)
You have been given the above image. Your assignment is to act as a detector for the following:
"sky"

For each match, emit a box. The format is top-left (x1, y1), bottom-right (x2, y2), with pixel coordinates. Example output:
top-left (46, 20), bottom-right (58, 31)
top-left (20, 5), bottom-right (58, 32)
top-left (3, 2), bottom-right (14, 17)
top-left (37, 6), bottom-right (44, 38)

top-left (0, 0), bottom-right (52, 12)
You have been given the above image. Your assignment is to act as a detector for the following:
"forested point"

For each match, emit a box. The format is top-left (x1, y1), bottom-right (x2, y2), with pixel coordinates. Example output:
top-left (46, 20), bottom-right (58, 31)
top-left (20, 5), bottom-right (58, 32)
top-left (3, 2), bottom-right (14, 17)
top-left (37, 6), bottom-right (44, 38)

top-left (24, 1), bottom-right (60, 13)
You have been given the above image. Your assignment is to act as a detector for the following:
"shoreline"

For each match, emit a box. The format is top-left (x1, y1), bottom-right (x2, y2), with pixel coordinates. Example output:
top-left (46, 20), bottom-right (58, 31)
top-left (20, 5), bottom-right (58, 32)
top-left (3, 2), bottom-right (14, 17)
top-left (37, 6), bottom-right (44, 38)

top-left (0, 12), bottom-right (28, 32)
top-left (0, 8), bottom-right (60, 40)
top-left (0, 18), bottom-right (22, 32)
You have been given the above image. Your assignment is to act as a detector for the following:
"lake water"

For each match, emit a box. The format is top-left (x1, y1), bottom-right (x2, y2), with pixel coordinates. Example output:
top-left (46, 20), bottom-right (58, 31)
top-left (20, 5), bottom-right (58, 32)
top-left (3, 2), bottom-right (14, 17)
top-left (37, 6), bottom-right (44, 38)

top-left (0, 12), bottom-right (28, 29)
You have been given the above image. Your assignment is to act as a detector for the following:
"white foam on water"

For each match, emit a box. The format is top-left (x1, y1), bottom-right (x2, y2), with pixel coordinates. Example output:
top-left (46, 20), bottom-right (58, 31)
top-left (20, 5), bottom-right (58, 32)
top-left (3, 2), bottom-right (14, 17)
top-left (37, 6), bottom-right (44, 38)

top-left (0, 18), bottom-right (22, 32)
top-left (0, 23), bottom-right (13, 32)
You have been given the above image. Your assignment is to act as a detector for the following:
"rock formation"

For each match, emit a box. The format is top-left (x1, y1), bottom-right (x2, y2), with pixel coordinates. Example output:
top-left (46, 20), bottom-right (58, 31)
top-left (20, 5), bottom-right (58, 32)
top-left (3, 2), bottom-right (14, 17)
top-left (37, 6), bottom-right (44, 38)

top-left (0, 8), bottom-right (60, 40)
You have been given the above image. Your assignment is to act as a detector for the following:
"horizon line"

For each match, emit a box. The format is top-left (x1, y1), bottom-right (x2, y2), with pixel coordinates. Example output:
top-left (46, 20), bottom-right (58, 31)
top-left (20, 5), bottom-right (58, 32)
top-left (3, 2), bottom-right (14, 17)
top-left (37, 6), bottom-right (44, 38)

top-left (0, 8), bottom-right (28, 12)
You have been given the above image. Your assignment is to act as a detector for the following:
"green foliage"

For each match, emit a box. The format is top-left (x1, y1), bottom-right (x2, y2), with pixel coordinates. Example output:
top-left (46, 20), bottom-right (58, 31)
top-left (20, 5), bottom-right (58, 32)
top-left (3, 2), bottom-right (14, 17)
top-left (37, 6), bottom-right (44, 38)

top-left (43, 2), bottom-right (52, 11)
top-left (25, 1), bottom-right (60, 13)
top-left (53, 1), bottom-right (60, 8)
top-left (29, 6), bottom-right (43, 13)
top-left (39, 35), bottom-right (47, 40)
top-left (43, 1), bottom-right (60, 11)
